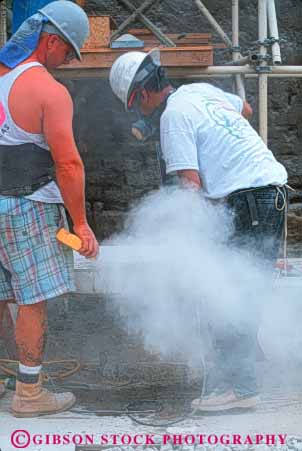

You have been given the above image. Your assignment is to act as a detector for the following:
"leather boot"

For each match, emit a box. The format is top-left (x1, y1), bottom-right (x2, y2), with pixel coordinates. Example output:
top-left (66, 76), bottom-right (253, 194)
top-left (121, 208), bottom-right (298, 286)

top-left (0, 383), bottom-right (5, 398)
top-left (11, 378), bottom-right (76, 417)
top-left (191, 390), bottom-right (259, 413)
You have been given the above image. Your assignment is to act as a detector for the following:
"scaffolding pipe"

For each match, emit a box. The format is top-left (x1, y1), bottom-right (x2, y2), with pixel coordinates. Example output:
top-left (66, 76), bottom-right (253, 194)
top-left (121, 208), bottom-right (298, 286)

top-left (54, 66), bottom-right (302, 80)
top-left (171, 65), bottom-right (302, 75)
top-left (225, 53), bottom-right (261, 66)
top-left (194, 0), bottom-right (232, 48)
top-left (195, 0), bottom-right (248, 65)
top-left (0, 0), bottom-right (6, 48)
top-left (111, 0), bottom-right (175, 47)
top-left (226, 55), bottom-right (250, 66)
top-left (269, 66), bottom-right (302, 73)
top-left (267, 0), bottom-right (282, 65)
top-left (258, 0), bottom-right (268, 144)
top-left (168, 73), bottom-right (302, 79)
top-left (232, 0), bottom-right (246, 100)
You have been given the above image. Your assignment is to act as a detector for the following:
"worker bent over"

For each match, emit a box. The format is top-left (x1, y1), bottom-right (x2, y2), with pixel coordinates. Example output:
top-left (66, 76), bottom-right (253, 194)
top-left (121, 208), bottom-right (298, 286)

top-left (0, 1), bottom-right (99, 416)
top-left (109, 49), bottom-right (288, 412)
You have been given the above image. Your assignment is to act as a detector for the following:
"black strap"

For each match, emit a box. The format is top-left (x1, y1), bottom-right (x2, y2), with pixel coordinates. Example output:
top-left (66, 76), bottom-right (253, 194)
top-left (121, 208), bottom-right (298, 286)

top-left (0, 143), bottom-right (54, 196)
top-left (17, 371), bottom-right (40, 384)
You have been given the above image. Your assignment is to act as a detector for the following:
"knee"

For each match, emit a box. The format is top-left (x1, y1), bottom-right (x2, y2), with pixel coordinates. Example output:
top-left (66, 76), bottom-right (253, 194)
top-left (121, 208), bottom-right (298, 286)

top-left (19, 301), bottom-right (47, 315)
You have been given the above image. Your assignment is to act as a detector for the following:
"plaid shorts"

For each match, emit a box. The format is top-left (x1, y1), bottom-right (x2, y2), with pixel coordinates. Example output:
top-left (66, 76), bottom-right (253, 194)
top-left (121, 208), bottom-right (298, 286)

top-left (0, 197), bottom-right (75, 305)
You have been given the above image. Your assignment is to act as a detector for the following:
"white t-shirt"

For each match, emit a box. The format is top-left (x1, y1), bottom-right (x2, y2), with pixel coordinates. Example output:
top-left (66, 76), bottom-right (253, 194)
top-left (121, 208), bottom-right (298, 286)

top-left (160, 83), bottom-right (287, 199)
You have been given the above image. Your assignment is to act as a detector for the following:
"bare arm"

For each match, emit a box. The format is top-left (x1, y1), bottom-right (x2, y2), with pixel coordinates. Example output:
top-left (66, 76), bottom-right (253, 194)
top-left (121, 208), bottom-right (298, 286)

top-left (42, 82), bottom-right (99, 258)
top-left (242, 101), bottom-right (253, 120)
top-left (177, 169), bottom-right (202, 190)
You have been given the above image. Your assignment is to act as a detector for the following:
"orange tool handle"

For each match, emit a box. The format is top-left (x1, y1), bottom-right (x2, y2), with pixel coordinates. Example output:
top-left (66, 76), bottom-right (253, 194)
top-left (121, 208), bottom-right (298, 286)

top-left (56, 228), bottom-right (82, 251)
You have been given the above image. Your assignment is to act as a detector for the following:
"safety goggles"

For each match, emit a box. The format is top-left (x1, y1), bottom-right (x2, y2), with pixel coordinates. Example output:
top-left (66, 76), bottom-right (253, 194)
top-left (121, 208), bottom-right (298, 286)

top-left (64, 48), bottom-right (76, 62)
top-left (57, 36), bottom-right (76, 62)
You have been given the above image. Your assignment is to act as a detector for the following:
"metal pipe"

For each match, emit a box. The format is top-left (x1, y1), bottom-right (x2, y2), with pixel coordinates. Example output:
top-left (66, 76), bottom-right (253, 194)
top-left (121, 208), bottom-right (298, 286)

top-left (226, 55), bottom-right (250, 66)
top-left (232, 0), bottom-right (240, 59)
top-left (129, 12), bottom-right (176, 47)
top-left (194, 0), bottom-right (232, 48)
top-left (271, 66), bottom-right (302, 73)
top-left (166, 66), bottom-right (302, 80)
top-left (53, 68), bottom-right (302, 79)
top-left (232, 0), bottom-right (246, 100)
top-left (168, 73), bottom-right (302, 79)
top-left (258, 0), bottom-right (268, 144)
top-left (165, 65), bottom-right (302, 80)
top-left (225, 53), bottom-right (260, 66)
top-left (173, 66), bottom-right (256, 75)
top-left (111, 0), bottom-right (175, 47)
top-left (111, 0), bottom-right (156, 41)
top-left (262, 74), bottom-right (302, 78)
top-left (177, 65), bottom-right (302, 75)
top-left (0, 0), bottom-right (6, 48)
top-left (267, 0), bottom-right (282, 64)
top-left (194, 0), bottom-right (246, 98)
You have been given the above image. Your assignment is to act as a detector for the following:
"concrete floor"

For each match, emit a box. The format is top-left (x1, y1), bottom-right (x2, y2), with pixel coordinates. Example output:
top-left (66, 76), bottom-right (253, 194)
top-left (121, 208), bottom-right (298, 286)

top-left (1, 258), bottom-right (302, 450)
top-left (1, 384), bottom-right (302, 451)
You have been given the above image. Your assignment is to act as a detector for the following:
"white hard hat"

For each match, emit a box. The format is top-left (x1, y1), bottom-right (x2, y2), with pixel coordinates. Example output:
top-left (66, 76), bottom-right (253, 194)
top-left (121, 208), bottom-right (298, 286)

top-left (109, 49), bottom-right (161, 111)
top-left (39, 0), bottom-right (90, 61)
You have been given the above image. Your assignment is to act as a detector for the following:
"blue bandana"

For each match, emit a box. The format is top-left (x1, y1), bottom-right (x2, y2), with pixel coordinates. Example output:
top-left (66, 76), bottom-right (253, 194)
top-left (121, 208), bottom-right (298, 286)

top-left (0, 13), bottom-right (48, 69)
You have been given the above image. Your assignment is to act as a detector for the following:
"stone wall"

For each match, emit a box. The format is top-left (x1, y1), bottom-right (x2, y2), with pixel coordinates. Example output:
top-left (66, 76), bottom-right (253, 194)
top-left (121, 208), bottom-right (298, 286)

top-left (59, 0), bottom-right (302, 253)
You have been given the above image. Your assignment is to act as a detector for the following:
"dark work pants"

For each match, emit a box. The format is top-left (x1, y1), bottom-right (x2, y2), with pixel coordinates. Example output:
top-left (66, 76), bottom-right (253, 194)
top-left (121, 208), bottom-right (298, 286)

top-left (206, 186), bottom-right (287, 398)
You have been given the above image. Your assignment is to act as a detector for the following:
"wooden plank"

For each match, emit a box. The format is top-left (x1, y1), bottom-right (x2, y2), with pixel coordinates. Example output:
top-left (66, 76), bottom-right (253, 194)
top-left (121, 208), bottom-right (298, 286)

top-left (82, 16), bottom-right (111, 49)
top-left (127, 29), bottom-right (212, 46)
top-left (131, 36), bottom-right (211, 47)
top-left (161, 47), bottom-right (213, 66)
top-left (129, 28), bottom-right (211, 39)
top-left (75, 0), bottom-right (86, 7)
top-left (74, 46), bottom-right (213, 68)
top-left (114, 0), bottom-right (175, 47)
top-left (54, 66), bottom-right (215, 80)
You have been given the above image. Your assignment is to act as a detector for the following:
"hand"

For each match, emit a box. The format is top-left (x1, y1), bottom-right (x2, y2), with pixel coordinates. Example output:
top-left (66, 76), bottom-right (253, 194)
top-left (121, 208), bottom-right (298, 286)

top-left (73, 223), bottom-right (99, 259)
top-left (177, 169), bottom-right (202, 190)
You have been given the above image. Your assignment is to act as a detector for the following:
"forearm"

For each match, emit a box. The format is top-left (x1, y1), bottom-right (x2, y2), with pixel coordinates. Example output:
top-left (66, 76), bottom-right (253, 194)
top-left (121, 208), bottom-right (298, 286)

top-left (55, 161), bottom-right (88, 227)
top-left (42, 85), bottom-right (99, 258)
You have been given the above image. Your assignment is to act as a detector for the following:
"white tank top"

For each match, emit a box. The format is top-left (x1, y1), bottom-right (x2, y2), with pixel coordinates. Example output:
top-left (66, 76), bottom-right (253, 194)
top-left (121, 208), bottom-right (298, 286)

top-left (0, 62), bottom-right (63, 203)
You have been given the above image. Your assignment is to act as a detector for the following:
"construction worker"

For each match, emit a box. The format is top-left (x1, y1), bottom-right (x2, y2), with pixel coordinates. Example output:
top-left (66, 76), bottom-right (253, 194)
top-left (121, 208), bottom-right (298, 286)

top-left (0, 1), bottom-right (99, 416)
top-left (109, 50), bottom-right (288, 412)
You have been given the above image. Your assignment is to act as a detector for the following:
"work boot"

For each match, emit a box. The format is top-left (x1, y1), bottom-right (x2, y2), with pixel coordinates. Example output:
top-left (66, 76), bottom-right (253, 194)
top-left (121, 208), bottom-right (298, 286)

top-left (0, 383), bottom-right (5, 398)
top-left (11, 378), bottom-right (76, 417)
top-left (191, 390), bottom-right (259, 413)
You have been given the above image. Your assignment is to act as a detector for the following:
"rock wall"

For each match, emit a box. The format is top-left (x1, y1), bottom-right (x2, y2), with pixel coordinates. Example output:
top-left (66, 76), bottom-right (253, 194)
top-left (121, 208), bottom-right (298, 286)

top-left (59, 0), bottom-right (302, 253)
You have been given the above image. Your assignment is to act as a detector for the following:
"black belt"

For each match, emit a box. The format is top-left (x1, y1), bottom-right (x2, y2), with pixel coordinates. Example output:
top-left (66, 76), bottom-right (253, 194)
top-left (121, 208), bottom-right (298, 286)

top-left (0, 143), bottom-right (54, 196)
top-left (0, 176), bottom-right (54, 196)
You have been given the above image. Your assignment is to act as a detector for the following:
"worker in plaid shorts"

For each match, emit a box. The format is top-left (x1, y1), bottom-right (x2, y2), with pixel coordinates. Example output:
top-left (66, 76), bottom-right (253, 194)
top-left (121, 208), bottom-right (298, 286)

top-left (0, 1), bottom-right (99, 417)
